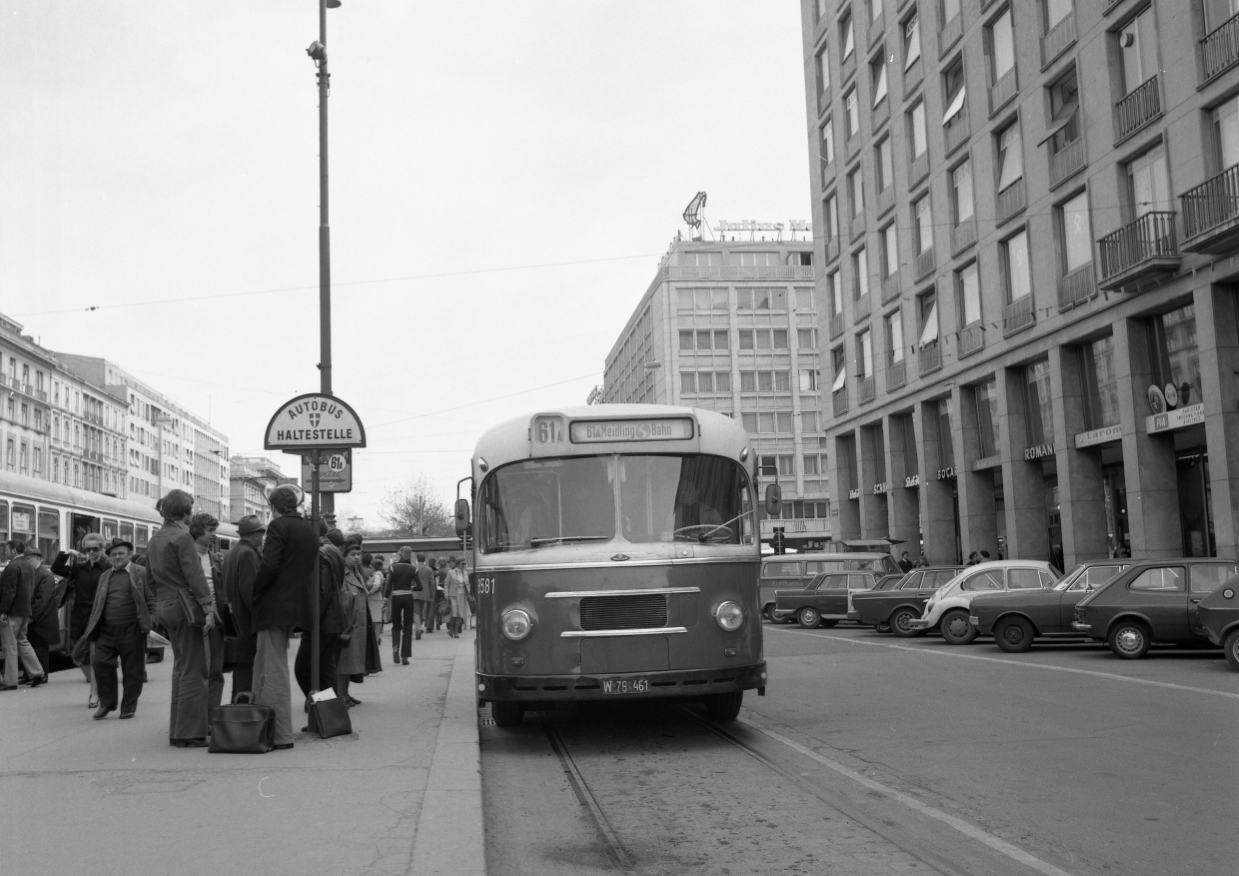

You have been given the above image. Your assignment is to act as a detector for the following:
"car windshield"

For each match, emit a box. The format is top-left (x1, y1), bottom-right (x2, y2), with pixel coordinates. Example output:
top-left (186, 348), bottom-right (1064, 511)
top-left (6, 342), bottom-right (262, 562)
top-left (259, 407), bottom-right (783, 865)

top-left (1053, 564), bottom-right (1086, 591)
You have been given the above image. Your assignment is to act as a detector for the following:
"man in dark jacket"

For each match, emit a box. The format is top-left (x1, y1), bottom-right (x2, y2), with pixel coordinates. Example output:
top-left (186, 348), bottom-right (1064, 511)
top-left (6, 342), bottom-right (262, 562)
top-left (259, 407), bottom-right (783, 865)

top-left (1, 540), bottom-right (48, 690)
top-left (52, 533), bottom-right (109, 701)
top-left (252, 485), bottom-right (317, 750)
top-left (221, 515), bottom-right (265, 702)
top-left (295, 526), bottom-right (346, 706)
top-left (23, 546), bottom-right (63, 679)
top-left (385, 547), bottom-right (418, 663)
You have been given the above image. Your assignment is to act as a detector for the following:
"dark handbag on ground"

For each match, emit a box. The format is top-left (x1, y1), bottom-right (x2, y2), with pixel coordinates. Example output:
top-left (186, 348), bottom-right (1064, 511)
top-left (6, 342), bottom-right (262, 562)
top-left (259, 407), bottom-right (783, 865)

top-left (308, 694), bottom-right (352, 739)
top-left (216, 600), bottom-right (241, 640)
top-left (176, 589), bottom-right (207, 629)
top-left (208, 695), bottom-right (274, 753)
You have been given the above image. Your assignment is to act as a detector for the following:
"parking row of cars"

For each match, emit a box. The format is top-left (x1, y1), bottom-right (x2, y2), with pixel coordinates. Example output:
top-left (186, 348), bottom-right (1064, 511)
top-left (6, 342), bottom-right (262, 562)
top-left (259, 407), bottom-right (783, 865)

top-left (771, 557), bottom-right (1239, 669)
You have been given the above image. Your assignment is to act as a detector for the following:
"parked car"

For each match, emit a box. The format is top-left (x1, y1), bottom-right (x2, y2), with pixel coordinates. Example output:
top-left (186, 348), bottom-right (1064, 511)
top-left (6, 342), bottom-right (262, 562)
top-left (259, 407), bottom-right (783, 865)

top-left (774, 571), bottom-right (882, 628)
top-left (760, 552), bottom-right (901, 621)
top-left (852, 566), bottom-right (965, 636)
top-left (908, 561), bottom-right (1059, 644)
top-left (1196, 574), bottom-right (1239, 670)
top-left (1072, 559), bottom-right (1239, 658)
top-left (970, 561), bottom-right (1128, 652)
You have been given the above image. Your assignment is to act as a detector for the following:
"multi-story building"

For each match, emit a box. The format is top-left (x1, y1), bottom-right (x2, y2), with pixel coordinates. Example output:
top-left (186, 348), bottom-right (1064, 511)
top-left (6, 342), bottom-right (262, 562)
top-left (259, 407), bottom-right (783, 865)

top-left (229, 455), bottom-right (288, 526)
top-left (600, 233), bottom-right (831, 547)
top-left (56, 355), bottom-right (230, 521)
top-left (1, 313), bottom-right (128, 497)
top-left (800, 0), bottom-right (1239, 565)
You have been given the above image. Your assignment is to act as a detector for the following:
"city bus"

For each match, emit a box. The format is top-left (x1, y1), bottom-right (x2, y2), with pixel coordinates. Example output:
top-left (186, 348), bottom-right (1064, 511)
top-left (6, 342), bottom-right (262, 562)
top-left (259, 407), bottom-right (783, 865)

top-left (458, 404), bottom-right (777, 727)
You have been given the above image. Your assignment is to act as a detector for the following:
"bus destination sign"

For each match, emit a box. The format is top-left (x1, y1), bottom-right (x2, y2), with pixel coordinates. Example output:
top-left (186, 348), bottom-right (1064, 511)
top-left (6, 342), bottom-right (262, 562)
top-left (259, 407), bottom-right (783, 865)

top-left (265, 393), bottom-right (367, 453)
top-left (569, 418), bottom-right (694, 444)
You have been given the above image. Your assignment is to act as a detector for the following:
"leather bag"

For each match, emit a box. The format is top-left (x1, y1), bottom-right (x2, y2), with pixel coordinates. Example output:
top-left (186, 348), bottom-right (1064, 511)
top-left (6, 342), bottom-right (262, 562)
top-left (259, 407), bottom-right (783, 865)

top-left (308, 695), bottom-right (352, 739)
top-left (176, 589), bottom-right (207, 629)
top-left (216, 600), bottom-right (241, 640)
top-left (208, 700), bottom-right (275, 753)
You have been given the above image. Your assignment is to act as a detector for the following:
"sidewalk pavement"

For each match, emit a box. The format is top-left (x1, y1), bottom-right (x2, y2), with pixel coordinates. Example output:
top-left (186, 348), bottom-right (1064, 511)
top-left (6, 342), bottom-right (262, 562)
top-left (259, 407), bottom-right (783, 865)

top-left (0, 628), bottom-right (484, 876)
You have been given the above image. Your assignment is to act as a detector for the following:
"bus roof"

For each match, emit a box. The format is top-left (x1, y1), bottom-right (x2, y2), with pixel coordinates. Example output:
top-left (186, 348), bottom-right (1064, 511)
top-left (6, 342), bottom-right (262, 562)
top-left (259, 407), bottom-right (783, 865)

top-left (0, 469), bottom-right (163, 524)
top-left (472, 405), bottom-right (752, 474)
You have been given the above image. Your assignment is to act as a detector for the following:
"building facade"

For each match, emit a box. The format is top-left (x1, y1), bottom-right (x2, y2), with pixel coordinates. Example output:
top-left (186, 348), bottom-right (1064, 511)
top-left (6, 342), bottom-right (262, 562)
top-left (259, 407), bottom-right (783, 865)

top-left (229, 455), bottom-right (288, 526)
top-left (599, 235), bottom-right (831, 546)
top-left (800, 0), bottom-right (1239, 565)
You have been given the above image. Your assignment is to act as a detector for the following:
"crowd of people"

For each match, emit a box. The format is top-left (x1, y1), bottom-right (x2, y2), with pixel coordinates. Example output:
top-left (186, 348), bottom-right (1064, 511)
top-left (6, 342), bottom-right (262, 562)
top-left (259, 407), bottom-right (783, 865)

top-left (0, 484), bottom-right (474, 752)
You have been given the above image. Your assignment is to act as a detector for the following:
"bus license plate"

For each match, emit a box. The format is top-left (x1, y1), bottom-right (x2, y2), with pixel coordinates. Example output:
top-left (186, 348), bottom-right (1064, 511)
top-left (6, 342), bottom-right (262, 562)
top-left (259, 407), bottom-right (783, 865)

top-left (601, 678), bottom-right (650, 695)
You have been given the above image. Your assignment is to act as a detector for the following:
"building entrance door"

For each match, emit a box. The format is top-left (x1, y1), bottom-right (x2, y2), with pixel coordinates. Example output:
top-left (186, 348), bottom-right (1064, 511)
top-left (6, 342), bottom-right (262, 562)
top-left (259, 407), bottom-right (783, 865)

top-left (1176, 450), bottom-right (1215, 556)
top-left (1103, 462), bottom-right (1129, 557)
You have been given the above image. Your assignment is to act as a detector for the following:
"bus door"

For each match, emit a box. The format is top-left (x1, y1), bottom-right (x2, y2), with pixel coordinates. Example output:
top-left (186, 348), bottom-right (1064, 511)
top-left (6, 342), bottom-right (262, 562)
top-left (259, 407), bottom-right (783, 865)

top-left (70, 513), bottom-right (100, 551)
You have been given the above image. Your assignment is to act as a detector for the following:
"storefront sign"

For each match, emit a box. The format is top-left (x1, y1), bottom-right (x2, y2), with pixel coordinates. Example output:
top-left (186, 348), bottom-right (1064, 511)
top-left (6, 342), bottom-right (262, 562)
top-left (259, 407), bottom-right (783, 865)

top-left (873, 482), bottom-right (888, 495)
top-left (905, 474), bottom-right (920, 488)
top-left (848, 488), bottom-right (861, 500)
top-left (1024, 443), bottom-right (1055, 461)
top-left (1146, 403), bottom-right (1205, 435)
top-left (1075, 425), bottom-right (1123, 449)
top-left (972, 455), bottom-right (1002, 471)
top-left (937, 466), bottom-right (957, 480)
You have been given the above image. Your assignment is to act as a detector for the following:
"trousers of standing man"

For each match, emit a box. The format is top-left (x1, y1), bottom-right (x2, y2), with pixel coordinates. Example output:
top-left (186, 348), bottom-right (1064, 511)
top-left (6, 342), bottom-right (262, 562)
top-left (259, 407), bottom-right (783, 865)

top-left (253, 626), bottom-right (293, 746)
top-left (1, 616), bottom-right (44, 686)
top-left (156, 600), bottom-right (210, 741)
top-left (91, 621), bottom-right (146, 713)
top-left (205, 625), bottom-right (225, 711)
top-left (389, 593), bottom-right (415, 658)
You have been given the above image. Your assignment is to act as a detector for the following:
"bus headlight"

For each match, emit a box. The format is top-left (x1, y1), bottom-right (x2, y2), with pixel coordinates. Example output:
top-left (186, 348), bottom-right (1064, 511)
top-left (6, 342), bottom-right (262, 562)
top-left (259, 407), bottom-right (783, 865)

top-left (714, 601), bottom-right (743, 631)
top-left (501, 608), bottom-right (533, 641)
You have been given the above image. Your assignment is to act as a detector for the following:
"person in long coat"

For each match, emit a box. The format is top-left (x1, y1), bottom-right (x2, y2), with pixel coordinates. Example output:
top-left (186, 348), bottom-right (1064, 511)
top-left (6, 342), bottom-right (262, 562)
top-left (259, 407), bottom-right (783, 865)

top-left (24, 546), bottom-right (64, 678)
top-left (221, 515), bottom-right (264, 702)
top-left (445, 557), bottom-right (469, 638)
top-left (52, 533), bottom-right (109, 705)
top-left (337, 543), bottom-right (370, 706)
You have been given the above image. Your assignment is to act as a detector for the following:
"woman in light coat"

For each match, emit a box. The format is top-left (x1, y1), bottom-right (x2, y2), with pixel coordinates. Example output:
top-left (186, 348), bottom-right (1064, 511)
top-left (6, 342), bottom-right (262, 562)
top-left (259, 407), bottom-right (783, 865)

top-left (336, 544), bottom-right (371, 707)
top-left (365, 554), bottom-right (386, 644)
top-left (445, 557), bottom-right (470, 638)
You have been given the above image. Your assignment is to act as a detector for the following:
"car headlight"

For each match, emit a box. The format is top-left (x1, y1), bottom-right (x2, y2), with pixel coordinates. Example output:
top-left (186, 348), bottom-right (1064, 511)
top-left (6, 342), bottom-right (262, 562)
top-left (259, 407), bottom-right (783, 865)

top-left (714, 601), bottom-right (744, 631)
top-left (501, 608), bottom-right (533, 640)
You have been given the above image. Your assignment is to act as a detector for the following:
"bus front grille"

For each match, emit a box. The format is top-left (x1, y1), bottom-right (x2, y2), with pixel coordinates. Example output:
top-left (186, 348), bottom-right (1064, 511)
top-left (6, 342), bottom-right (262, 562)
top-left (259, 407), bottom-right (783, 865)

top-left (579, 594), bottom-right (668, 631)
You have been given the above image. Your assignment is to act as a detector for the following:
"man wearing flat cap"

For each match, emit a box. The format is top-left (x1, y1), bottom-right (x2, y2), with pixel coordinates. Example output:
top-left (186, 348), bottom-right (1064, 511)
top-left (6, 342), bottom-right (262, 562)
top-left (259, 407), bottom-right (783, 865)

top-left (75, 538), bottom-right (156, 720)
top-left (222, 515), bottom-right (265, 702)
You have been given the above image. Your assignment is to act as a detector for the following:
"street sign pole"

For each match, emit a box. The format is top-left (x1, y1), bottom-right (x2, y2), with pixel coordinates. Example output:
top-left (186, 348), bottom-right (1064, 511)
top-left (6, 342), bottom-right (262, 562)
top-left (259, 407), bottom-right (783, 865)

top-left (310, 448), bottom-right (322, 715)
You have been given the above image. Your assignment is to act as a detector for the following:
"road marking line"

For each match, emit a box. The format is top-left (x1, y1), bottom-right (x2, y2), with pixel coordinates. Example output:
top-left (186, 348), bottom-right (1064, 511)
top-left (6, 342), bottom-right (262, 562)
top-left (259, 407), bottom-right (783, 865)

top-left (740, 717), bottom-right (1080, 876)
top-left (772, 627), bottom-right (1239, 701)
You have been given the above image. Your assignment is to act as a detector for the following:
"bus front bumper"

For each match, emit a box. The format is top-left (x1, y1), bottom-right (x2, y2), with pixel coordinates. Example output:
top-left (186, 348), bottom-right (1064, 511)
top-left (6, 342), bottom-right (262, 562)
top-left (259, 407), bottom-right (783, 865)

top-left (478, 662), bottom-right (768, 703)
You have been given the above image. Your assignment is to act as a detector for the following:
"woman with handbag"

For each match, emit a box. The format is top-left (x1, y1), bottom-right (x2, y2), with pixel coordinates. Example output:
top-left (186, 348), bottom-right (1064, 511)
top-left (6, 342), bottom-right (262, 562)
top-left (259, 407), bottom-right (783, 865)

top-left (445, 557), bottom-right (469, 638)
top-left (336, 544), bottom-right (371, 707)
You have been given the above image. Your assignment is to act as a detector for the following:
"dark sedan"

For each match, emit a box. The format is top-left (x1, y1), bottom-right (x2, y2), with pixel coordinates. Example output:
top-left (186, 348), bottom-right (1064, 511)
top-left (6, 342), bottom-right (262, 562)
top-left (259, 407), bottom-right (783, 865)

top-left (1195, 574), bottom-right (1239, 670)
top-left (970, 561), bottom-right (1127, 652)
top-left (851, 567), bottom-right (964, 637)
top-left (1072, 559), bottom-right (1239, 658)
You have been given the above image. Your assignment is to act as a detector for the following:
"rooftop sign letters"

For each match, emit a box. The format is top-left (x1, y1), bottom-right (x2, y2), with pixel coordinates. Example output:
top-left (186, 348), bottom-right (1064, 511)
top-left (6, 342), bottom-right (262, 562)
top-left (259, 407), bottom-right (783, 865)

top-left (1146, 403), bottom-right (1204, 435)
top-left (714, 219), bottom-right (811, 234)
top-left (265, 393), bottom-right (367, 452)
top-left (568, 418), bottom-right (694, 444)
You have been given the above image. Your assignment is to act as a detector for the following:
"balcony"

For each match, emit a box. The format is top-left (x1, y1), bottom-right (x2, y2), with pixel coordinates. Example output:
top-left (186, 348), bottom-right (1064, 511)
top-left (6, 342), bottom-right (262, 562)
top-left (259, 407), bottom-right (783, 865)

top-left (872, 95), bottom-right (890, 129)
top-left (830, 312), bottom-right (845, 339)
top-left (989, 68), bottom-right (1017, 116)
top-left (1057, 263), bottom-right (1097, 311)
top-left (887, 356), bottom-right (907, 390)
top-left (995, 179), bottom-right (1027, 225)
top-left (818, 86), bottom-right (832, 116)
top-left (869, 14), bottom-right (885, 49)
top-left (1002, 296), bottom-right (1036, 336)
top-left (881, 267), bottom-right (902, 303)
top-left (877, 184), bottom-right (895, 216)
top-left (1049, 137), bottom-right (1086, 189)
top-left (1201, 12), bottom-right (1239, 85)
top-left (846, 131), bottom-right (861, 161)
top-left (1098, 211), bottom-right (1181, 291)
top-left (914, 245), bottom-right (936, 281)
top-left (858, 375), bottom-right (876, 404)
top-left (833, 389), bottom-right (849, 417)
top-left (939, 14), bottom-right (962, 58)
top-left (854, 292), bottom-right (872, 321)
top-left (761, 517), bottom-right (833, 539)
top-left (959, 323), bottom-right (985, 357)
top-left (850, 208), bottom-right (867, 242)
top-left (825, 235), bottom-right (841, 263)
top-left (1181, 164), bottom-right (1239, 253)
top-left (918, 342), bottom-right (942, 375)
top-left (1114, 76), bottom-right (1161, 144)
top-left (841, 52), bottom-right (857, 85)
top-left (1041, 11), bottom-right (1076, 69)
top-left (909, 150), bottom-right (929, 186)
top-left (944, 106), bottom-right (969, 156)
top-left (950, 216), bottom-right (978, 255)
top-left (904, 56), bottom-right (923, 94)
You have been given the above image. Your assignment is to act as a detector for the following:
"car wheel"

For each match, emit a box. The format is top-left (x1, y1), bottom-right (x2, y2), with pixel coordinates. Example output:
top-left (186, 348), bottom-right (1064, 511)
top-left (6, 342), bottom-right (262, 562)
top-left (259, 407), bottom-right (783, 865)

top-left (875, 622), bottom-right (892, 633)
top-left (762, 604), bottom-right (774, 622)
top-left (889, 608), bottom-right (922, 638)
top-left (1224, 629), bottom-right (1239, 671)
top-left (704, 690), bottom-right (743, 720)
top-left (798, 607), bottom-right (820, 628)
top-left (994, 617), bottom-right (1034, 653)
top-left (940, 610), bottom-right (977, 645)
top-left (819, 620), bottom-right (838, 628)
top-left (491, 700), bottom-right (524, 728)
top-left (1108, 620), bottom-right (1151, 659)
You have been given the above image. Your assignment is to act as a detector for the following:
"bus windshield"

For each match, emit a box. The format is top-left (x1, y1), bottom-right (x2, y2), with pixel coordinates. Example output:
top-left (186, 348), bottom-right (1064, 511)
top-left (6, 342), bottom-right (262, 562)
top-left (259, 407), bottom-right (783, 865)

top-left (479, 454), bottom-right (752, 553)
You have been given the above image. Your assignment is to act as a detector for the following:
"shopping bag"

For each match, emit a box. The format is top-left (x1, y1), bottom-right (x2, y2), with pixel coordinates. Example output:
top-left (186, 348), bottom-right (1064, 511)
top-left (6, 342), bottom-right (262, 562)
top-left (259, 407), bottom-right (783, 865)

top-left (308, 689), bottom-right (352, 739)
top-left (208, 698), bottom-right (275, 753)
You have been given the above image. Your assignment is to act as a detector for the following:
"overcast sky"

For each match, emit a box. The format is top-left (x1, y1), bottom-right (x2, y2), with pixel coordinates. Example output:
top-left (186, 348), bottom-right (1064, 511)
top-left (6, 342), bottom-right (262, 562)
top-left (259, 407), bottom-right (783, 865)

top-left (1, 1), bottom-right (810, 529)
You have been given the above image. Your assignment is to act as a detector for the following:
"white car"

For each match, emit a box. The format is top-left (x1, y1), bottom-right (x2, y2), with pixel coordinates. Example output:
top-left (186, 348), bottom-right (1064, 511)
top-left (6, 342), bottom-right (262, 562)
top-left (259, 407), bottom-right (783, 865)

top-left (908, 560), bottom-right (1059, 644)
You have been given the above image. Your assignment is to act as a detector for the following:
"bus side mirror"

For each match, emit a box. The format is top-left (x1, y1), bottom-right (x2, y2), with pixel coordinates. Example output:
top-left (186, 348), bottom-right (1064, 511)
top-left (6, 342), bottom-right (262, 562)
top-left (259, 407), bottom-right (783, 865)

top-left (455, 499), bottom-right (470, 535)
top-left (764, 484), bottom-right (782, 517)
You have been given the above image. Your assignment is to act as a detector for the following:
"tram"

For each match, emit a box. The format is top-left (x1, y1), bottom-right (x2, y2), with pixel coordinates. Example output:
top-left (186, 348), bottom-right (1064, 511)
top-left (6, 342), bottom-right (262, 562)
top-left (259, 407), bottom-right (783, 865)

top-left (459, 404), bottom-right (777, 727)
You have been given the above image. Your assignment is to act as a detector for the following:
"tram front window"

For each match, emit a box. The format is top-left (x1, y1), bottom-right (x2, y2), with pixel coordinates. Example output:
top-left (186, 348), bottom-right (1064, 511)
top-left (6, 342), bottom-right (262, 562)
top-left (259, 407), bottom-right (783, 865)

top-left (620, 455), bottom-right (751, 545)
top-left (481, 456), bottom-right (615, 552)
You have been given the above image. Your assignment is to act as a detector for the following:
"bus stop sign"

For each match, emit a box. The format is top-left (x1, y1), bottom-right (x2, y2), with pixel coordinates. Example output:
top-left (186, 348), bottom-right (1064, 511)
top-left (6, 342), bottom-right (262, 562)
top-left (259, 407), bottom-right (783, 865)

top-left (264, 393), bottom-right (367, 453)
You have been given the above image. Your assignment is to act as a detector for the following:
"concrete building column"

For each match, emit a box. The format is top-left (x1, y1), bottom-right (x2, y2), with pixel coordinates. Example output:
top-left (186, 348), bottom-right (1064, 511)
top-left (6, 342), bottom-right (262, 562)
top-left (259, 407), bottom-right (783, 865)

top-left (1115, 316), bottom-right (1180, 557)
top-left (857, 422), bottom-right (889, 537)
top-left (1049, 345), bottom-right (1110, 566)
top-left (1195, 284), bottom-right (1239, 559)
top-left (955, 384), bottom-right (999, 559)
top-left (831, 431), bottom-right (861, 541)
top-left (916, 398), bottom-right (959, 564)
top-left (886, 413), bottom-right (921, 552)
top-left (1000, 367), bottom-right (1050, 562)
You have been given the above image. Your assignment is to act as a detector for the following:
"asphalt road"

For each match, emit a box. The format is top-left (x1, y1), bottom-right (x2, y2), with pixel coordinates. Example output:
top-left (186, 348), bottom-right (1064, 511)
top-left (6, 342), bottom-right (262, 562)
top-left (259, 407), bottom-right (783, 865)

top-left (480, 623), bottom-right (1239, 876)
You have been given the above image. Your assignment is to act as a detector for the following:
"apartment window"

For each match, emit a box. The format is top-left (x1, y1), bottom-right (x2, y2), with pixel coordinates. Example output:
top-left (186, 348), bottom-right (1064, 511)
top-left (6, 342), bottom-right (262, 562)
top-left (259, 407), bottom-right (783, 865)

top-left (798, 328), bottom-right (818, 349)
top-left (5, 438), bottom-right (13, 470)
top-left (714, 330), bottom-right (729, 350)
top-left (1212, 94), bottom-right (1239, 172)
top-left (679, 330), bottom-right (695, 350)
top-left (975, 379), bottom-right (1001, 458)
top-left (886, 308), bottom-right (905, 362)
top-left (951, 159), bottom-right (974, 224)
top-left (33, 447), bottom-right (42, 476)
top-left (816, 46), bottom-right (831, 97)
top-left (989, 7), bottom-right (1015, 81)
top-left (913, 194), bottom-right (933, 253)
top-left (842, 12), bottom-right (856, 60)
top-left (1127, 144), bottom-right (1172, 219)
top-left (699, 372), bottom-right (715, 393)
top-left (1119, 7), bottom-right (1156, 96)
top-left (936, 397), bottom-right (955, 465)
top-left (869, 0), bottom-right (883, 24)
top-left (958, 261), bottom-right (982, 326)
top-left (876, 137), bottom-right (894, 193)
top-left (943, 0), bottom-right (961, 23)
top-left (680, 372), bottom-right (697, 393)
top-left (1044, 0), bottom-right (1072, 31)
top-left (1058, 191), bottom-right (1092, 272)
top-left (832, 347), bottom-right (847, 392)
top-left (996, 121), bottom-right (1024, 191)
top-left (773, 329), bottom-right (789, 349)
top-left (741, 371), bottom-right (757, 391)
top-left (853, 247), bottom-right (870, 299)
top-left (800, 369), bottom-right (820, 391)
top-left (877, 223), bottom-right (898, 279)
top-left (777, 412), bottom-right (793, 432)
top-left (848, 166), bottom-right (864, 217)
top-left (1025, 360), bottom-right (1054, 446)
top-left (777, 454), bottom-right (796, 478)
top-left (845, 89), bottom-right (860, 139)
top-left (1045, 69), bottom-right (1080, 155)
top-left (804, 411), bottom-right (820, 432)
top-left (33, 409), bottom-right (42, 431)
top-left (821, 119), bottom-right (836, 171)
top-left (776, 370), bottom-right (792, 391)
top-left (872, 52), bottom-right (889, 108)
top-left (742, 412), bottom-right (758, 432)
top-left (804, 455), bottom-right (821, 475)
top-left (795, 287), bottom-right (816, 310)
top-left (716, 372), bottom-right (732, 392)
top-left (856, 329), bottom-right (874, 378)
top-left (1002, 229), bottom-right (1032, 301)
top-left (759, 413), bottom-right (777, 433)
top-left (829, 271), bottom-right (843, 315)
top-left (825, 192), bottom-right (840, 241)
top-left (1149, 304), bottom-right (1201, 402)
top-left (681, 251), bottom-right (723, 268)
top-left (918, 288), bottom-right (939, 347)
top-left (909, 100), bottom-right (928, 159)
top-left (756, 329), bottom-right (772, 350)
top-left (904, 12), bottom-right (922, 70)
top-left (1081, 336), bottom-right (1120, 429)
top-left (20, 403), bottom-right (29, 426)
top-left (696, 329), bottom-right (713, 350)
top-left (19, 442), bottom-right (28, 475)
top-left (942, 56), bottom-right (966, 128)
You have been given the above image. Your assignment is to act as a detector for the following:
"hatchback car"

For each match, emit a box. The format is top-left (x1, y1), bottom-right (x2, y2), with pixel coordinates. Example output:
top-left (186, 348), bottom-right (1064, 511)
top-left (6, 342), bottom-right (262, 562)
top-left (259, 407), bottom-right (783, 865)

top-left (1072, 559), bottom-right (1239, 658)
top-left (1196, 575), bottom-right (1239, 670)
top-left (909, 561), bottom-right (1059, 644)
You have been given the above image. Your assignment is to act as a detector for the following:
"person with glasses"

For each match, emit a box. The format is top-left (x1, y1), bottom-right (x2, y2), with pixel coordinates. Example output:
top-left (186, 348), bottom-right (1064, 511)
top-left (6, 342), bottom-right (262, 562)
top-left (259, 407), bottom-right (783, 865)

top-left (52, 532), bottom-right (111, 708)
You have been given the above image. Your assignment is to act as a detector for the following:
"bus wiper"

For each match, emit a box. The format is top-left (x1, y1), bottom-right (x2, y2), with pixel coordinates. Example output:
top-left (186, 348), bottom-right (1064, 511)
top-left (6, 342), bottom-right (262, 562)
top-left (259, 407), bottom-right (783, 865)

top-left (528, 535), bottom-right (610, 547)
